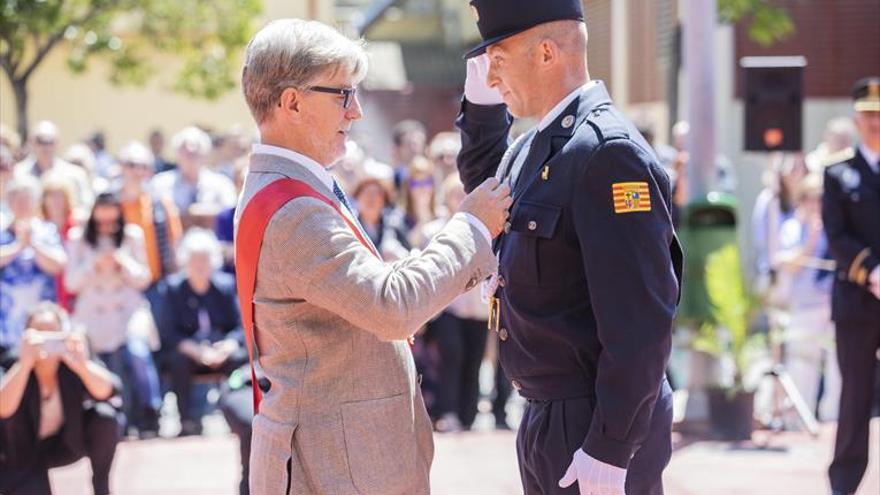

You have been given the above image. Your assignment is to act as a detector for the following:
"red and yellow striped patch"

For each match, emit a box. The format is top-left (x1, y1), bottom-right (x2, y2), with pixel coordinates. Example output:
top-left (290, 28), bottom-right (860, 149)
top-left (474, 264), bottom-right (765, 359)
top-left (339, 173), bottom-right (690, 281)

top-left (612, 182), bottom-right (651, 213)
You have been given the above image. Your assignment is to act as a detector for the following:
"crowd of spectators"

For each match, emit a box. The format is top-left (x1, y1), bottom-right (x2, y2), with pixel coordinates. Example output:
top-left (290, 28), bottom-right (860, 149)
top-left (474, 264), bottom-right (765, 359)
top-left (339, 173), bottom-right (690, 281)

top-left (0, 117), bottom-right (514, 493)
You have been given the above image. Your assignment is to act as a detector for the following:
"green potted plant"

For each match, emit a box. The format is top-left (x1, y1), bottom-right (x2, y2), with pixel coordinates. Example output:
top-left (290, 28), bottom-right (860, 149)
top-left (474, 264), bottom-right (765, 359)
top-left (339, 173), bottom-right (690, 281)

top-left (691, 244), bottom-right (766, 440)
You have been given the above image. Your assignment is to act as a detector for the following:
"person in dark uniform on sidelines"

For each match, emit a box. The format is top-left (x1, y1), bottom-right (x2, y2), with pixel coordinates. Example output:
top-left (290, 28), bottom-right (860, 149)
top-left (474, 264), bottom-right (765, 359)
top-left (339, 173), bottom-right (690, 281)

top-left (456, 1), bottom-right (682, 494)
top-left (824, 76), bottom-right (880, 495)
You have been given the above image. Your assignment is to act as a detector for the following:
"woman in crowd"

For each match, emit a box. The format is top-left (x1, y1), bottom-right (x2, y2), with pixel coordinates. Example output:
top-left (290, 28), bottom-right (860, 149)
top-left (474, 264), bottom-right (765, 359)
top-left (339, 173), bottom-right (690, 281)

top-left (773, 174), bottom-right (840, 421)
top-left (352, 176), bottom-right (411, 261)
top-left (161, 228), bottom-right (247, 436)
top-left (0, 176), bottom-right (67, 352)
top-left (40, 173), bottom-right (85, 312)
top-left (0, 303), bottom-right (120, 495)
top-left (751, 152), bottom-right (808, 299)
top-left (64, 191), bottom-right (160, 435)
top-left (416, 174), bottom-right (490, 432)
top-left (402, 155), bottom-right (439, 246)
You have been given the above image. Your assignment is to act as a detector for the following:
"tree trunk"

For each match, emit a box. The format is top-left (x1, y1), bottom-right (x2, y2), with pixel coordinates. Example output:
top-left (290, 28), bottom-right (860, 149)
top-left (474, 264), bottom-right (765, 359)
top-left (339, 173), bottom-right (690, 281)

top-left (13, 78), bottom-right (29, 142)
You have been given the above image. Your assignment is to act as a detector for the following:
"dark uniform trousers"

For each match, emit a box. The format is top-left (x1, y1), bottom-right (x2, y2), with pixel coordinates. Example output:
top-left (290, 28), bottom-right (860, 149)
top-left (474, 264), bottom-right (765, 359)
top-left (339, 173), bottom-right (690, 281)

top-left (457, 81), bottom-right (682, 495)
top-left (517, 379), bottom-right (673, 495)
top-left (823, 148), bottom-right (880, 494)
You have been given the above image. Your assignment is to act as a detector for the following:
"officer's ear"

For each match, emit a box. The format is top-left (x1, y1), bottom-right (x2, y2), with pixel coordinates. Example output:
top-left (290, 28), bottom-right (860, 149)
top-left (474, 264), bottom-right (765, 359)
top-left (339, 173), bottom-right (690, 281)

top-left (278, 87), bottom-right (303, 119)
top-left (536, 39), bottom-right (559, 67)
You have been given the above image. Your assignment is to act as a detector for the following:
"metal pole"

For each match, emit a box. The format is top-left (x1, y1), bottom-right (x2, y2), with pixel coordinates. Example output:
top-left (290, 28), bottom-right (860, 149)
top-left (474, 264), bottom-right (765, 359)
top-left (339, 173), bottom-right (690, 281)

top-left (684, 0), bottom-right (716, 199)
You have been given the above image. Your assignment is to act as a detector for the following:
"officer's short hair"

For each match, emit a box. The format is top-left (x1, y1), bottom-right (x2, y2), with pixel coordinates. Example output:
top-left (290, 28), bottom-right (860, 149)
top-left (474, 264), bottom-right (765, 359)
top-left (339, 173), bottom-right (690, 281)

top-left (242, 19), bottom-right (368, 124)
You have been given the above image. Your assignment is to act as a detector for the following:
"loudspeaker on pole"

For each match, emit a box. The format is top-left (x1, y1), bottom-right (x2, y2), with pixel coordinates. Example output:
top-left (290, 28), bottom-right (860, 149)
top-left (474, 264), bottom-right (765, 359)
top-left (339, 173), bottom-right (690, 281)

top-left (740, 56), bottom-right (807, 152)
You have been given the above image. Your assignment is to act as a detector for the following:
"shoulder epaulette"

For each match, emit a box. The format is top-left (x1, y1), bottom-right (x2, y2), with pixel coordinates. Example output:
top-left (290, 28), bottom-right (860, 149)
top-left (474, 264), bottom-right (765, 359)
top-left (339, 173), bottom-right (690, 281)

top-left (822, 147), bottom-right (855, 168)
top-left (585, 106), bottom-right (629, 143)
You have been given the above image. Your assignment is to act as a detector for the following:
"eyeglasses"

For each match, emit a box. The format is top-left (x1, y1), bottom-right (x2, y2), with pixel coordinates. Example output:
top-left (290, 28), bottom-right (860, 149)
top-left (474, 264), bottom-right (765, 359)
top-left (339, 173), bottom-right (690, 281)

top-left (309, 86), bottom-right (357, 109)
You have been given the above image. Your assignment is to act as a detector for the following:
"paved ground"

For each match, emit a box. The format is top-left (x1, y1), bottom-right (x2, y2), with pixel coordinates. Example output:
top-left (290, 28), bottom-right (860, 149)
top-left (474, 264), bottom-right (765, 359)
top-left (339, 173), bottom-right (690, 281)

top-left (49, 416), bottom-right (878, 494)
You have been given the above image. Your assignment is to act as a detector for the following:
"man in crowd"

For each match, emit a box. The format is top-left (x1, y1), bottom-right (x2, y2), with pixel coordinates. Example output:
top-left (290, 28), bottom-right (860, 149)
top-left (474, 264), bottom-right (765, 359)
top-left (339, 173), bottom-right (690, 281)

top-left (14, 121), bottom-right (93, 207)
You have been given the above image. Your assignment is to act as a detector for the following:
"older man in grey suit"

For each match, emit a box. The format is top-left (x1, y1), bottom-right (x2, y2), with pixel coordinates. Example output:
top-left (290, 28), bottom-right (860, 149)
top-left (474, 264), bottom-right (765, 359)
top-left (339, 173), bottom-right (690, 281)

top-left (236, 19), bottom-right (511, 495)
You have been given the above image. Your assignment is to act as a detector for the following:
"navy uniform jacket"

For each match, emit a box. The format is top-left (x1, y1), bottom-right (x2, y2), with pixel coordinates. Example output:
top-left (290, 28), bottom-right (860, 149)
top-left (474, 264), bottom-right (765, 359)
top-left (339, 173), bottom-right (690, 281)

top-left (822, 147), bottom-right (880, 323)
top-left (456, 82), bottom-right (682, 468)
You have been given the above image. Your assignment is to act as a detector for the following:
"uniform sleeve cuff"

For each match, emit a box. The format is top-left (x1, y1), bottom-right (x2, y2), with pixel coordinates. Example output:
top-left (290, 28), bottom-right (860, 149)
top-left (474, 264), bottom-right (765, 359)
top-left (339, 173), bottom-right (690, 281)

top-left (453, 212), bottom-right (492, 248)
top-left (582, 425), bottom-right (637, 469)
top-left (460, 98), bottom-right (511, 126)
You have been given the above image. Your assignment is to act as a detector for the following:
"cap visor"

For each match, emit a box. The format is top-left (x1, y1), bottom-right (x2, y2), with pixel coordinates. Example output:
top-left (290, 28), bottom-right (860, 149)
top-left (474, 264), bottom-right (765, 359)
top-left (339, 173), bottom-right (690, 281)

top-left (463, 31), bottom-right (525, 59)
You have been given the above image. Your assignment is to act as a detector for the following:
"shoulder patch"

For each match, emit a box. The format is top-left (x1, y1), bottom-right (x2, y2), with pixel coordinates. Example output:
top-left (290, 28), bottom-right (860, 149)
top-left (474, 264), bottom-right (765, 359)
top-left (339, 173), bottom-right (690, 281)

top-left (586, 106), bottom-right (629, 143)
top-left (612, 182), bottom-right (651, 213)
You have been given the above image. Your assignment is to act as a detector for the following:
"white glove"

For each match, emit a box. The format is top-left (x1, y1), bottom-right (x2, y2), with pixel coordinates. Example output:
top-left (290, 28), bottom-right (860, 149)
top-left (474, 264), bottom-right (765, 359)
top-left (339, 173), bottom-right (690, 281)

top-left (870, 266), bottom-right (880, 300)
top-left (558, 449), bottom-right (626, 495)
top-left (464, 54), bottom-right (504, 105)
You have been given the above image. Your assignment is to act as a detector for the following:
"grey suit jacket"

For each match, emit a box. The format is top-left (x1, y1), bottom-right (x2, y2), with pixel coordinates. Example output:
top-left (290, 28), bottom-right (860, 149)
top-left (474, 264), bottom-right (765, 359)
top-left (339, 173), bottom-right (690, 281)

top-left (235, 152), bottom-right (496, 495)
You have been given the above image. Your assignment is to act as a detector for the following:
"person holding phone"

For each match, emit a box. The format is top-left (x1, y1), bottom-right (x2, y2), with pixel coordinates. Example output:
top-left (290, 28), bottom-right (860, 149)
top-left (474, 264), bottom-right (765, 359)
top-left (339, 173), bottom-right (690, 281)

top-left (0, 302), bottom-right (120, 495)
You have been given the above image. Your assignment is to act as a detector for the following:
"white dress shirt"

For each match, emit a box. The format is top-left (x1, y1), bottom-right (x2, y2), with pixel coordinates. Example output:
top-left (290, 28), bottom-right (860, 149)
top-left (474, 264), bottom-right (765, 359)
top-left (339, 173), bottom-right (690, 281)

top-left (507, 81), bottom-right (600, 187)
top-left (858, 143), bottom-right (880, 174)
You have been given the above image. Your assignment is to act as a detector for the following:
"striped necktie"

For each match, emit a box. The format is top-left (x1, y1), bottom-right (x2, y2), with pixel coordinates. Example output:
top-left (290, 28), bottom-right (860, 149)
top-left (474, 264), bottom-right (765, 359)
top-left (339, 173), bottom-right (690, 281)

top-left (332, 179), bottom-right (379, 254)
top-left (332, 179), bottom-right (353, 213)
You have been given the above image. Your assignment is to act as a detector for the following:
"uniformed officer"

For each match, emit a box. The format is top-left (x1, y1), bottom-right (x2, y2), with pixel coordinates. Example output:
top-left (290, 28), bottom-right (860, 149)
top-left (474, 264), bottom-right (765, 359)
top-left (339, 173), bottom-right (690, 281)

top-left (824, 77), bottom-right (880, 495)
top-left (456, 1), bottom-right (682, 494)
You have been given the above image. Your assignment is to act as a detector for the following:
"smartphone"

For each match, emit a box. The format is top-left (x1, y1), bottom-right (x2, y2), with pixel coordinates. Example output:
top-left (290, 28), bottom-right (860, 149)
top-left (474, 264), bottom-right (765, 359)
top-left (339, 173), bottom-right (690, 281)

top-left (36, 331), bottom-right (70, 356)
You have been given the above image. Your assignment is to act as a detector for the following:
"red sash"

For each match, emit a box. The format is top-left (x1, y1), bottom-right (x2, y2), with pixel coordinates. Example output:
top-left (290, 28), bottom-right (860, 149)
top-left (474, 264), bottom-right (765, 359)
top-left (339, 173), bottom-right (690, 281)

top-left (235, 178), bottom-right (380, 412)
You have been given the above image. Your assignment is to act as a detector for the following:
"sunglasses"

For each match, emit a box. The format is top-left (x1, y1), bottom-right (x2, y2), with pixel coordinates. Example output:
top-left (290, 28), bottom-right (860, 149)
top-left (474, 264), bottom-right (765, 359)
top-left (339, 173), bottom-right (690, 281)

top-left (309, 86), bottom-right (357, 109)
top-left (408, 177), bottom-right (434, 189)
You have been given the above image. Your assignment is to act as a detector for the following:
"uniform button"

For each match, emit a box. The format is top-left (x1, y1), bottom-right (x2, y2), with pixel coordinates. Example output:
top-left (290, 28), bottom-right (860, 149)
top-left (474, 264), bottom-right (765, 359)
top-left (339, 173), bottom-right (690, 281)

top-left (511, 380), bottom-right (522, 391)
top-left (499, 328), bottom-right (508, 341)
top-left (503, 222), bottom-right (511, 234)
top-left (527, 220), bottom-right (537, 231)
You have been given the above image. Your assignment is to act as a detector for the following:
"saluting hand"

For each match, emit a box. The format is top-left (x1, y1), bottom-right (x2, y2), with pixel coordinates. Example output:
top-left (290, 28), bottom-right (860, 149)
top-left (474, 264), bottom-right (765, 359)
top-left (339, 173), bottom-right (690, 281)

top-left (464, 54), bottom-right (504, 105)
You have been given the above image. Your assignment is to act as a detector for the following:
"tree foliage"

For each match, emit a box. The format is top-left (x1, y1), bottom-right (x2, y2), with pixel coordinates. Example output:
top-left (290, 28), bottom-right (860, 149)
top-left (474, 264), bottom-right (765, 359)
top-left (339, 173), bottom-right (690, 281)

top-left (718, 0), bottom-right (796, 47)
top-left (0, 0), bottom-right (263, 137)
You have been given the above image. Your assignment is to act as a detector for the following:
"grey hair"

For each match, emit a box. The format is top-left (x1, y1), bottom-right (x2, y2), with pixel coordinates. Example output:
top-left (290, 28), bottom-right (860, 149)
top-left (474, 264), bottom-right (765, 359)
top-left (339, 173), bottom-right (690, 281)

top-left (118, 140), bottom-right (155, 165)
top-left (176, 227), bottom-right (223, 270)
top-left (6, 174), bottom-right (42, 202)
top-left (241, 19), bottom-right (369, 123)
top-left (171, 126), bottom-right (212, 156)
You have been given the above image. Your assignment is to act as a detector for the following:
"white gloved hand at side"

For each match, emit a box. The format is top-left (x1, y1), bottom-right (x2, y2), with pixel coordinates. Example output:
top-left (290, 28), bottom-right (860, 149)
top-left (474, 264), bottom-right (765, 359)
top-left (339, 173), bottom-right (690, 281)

top-left (558, 449), bottom-right (626, 495)
top-left (464, 54), bottom-right (504, 105)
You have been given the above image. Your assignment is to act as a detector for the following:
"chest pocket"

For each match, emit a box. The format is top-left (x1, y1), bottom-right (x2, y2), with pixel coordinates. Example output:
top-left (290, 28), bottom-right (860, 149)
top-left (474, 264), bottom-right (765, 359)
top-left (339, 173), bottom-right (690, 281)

top-left (502, 201), bottom-right (562, 287)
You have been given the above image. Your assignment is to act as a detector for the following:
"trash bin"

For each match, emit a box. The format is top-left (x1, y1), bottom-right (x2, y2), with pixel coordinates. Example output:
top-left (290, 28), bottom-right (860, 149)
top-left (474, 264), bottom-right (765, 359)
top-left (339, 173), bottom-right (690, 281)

top-left (677, 192), bottom-right (738, 322)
